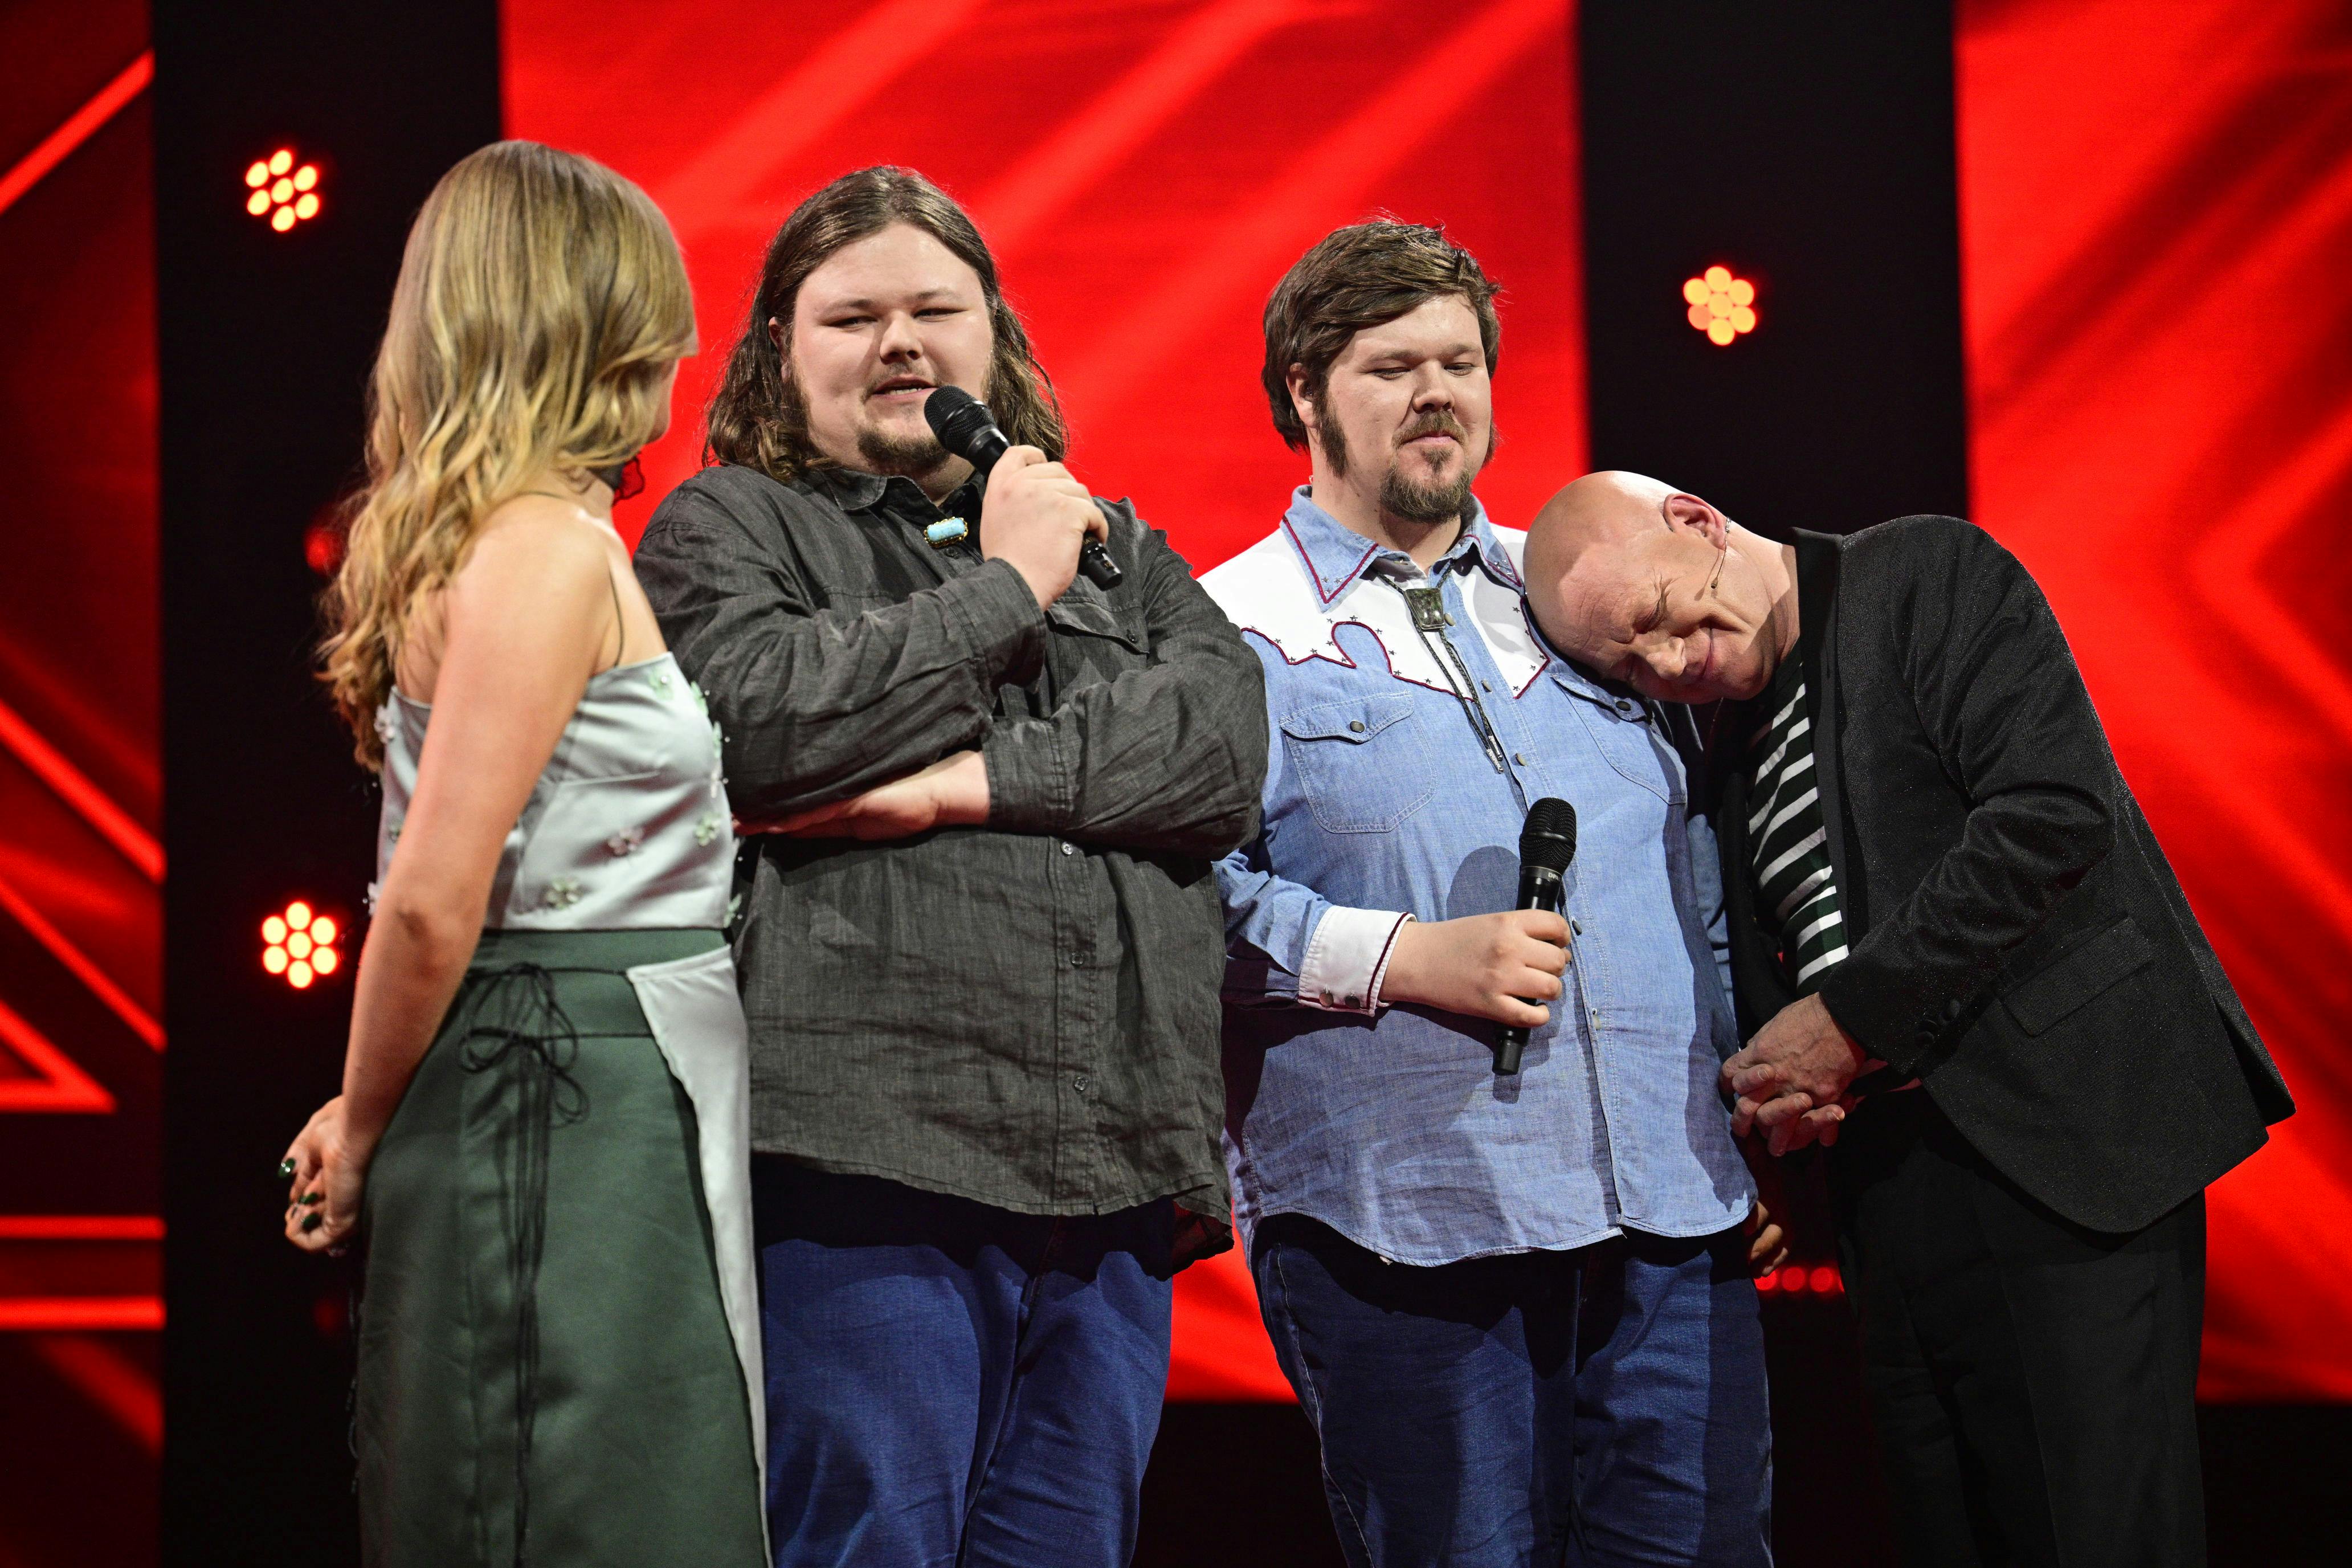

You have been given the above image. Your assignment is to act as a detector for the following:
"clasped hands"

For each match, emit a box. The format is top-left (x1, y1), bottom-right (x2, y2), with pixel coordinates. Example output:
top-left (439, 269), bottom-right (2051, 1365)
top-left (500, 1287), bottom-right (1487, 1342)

top-left (1722, 992), bottom-right (1871, 1157)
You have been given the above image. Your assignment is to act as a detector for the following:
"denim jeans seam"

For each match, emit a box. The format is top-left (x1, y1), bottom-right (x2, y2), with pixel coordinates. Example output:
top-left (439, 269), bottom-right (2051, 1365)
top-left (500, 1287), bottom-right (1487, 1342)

top-left (1267, 1244), bottom-right (1377, 1563)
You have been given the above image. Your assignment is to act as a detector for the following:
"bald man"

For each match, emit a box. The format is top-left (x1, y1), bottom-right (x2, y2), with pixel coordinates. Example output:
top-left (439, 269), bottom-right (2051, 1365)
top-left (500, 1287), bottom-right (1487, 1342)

top-left (1524, 474), bottom-right (2294, 1568)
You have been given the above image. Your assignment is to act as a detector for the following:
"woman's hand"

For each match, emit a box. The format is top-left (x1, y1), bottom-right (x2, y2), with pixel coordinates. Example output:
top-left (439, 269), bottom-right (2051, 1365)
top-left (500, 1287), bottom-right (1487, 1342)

top-left (281, 1096), bottom-right (364, 1253)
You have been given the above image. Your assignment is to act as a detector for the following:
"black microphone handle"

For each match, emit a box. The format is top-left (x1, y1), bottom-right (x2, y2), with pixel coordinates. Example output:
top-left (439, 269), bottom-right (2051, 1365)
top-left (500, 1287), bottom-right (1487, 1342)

top-left (1077, 538), bottom-right (1124, 589)
top-left (1494, 868), bottom-right (1566, 1076)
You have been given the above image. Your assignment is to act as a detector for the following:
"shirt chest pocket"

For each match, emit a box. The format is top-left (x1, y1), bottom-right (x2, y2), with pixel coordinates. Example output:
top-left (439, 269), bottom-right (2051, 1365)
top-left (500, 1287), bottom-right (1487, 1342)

top-left (1279, 692), bottom-right (1436, 834)
top-left (1563, 685), bottom-right (1686, 805)
top-left (1046, 598), bottom-right (1150, 687)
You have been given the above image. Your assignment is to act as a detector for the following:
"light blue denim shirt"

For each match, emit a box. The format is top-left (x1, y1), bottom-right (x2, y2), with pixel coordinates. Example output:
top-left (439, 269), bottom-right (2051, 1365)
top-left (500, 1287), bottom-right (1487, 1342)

top-left (1202, 488), bottom-right (1753, 1266)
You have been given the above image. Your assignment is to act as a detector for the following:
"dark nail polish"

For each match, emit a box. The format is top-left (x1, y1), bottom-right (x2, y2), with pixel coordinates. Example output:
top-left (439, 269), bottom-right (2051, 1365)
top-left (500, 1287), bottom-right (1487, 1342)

top-left (301, 1213), bottom-right (322, 1234)
top-left (277, 1158), bottom-right (297, 1179)
top-left (300, 1191), bottom-right (322, 1206)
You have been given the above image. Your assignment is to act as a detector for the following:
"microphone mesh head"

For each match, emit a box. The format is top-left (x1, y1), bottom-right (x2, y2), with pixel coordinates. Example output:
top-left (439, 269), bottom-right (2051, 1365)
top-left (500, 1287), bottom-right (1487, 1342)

top-left (923, 385), bottom-right (985, 446)
top-left (1520, 797), bottom-right (1577, 872)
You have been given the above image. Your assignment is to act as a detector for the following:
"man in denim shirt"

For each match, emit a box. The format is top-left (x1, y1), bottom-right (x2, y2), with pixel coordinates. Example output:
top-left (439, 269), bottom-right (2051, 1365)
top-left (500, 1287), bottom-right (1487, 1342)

top-left (1205, 222), bottom-right (1777, 1567)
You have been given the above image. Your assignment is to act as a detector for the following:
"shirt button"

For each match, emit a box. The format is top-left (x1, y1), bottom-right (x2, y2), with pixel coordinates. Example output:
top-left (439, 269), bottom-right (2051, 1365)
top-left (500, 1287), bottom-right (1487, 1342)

top-left (1060, 842), bottom-right (1076, 855)
top-left (1069, 954), bottom-right (1085, 967)
top-left (1481, 680), bottom-right (1492, 693)
top-left (1072, 1075), bottom-right (1089, 1093)
top-left (1348, 720), bottom-right (1366, 733)
top-left (1513, 752), bottom-right (1528, 765)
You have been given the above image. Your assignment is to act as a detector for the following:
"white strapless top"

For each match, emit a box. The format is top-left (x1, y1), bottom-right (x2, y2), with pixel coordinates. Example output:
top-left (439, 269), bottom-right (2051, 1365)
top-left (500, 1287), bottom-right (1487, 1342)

top-left (373, 652), bottom-right (734, 930)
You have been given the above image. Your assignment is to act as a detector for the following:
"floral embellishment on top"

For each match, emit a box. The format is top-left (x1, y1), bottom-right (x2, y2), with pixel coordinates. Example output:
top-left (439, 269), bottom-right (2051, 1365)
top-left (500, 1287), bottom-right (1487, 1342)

top-left (374, 707), bottom-right (399, 746)
top-left (606, 827), bottom-right (644, 857)
top-left (691, 683), bottom-right (710, 717)
top-left (695, 812), bottom-right (722, 847)
top-left (543, 877), bottom-right (584, 909)
top-left (647, 666), bottom-right (675, 698)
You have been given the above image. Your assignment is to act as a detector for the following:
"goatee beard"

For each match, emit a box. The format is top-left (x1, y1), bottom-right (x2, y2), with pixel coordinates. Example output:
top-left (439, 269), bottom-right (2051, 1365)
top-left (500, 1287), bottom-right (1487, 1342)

top-left (1382, 463), bottom-right (1473, 523)
top-left (1314, 404), bottom-right (1485, 522)
top-left (856, 423), bottom-right (951, 479)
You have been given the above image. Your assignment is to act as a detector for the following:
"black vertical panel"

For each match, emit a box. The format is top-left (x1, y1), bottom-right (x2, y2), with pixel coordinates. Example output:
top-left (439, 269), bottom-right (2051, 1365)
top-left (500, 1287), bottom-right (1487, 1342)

top-left (152, 6), bottom-right (499, 1561)
top-left (1579, 8), bottom-right (1963, 1564)
top-left (1579, 1), bottom-right (1966, 536)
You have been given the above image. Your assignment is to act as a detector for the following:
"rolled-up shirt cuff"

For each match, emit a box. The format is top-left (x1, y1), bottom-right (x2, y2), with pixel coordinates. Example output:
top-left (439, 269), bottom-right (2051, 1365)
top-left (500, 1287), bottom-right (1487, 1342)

top-left (1298, 908), bottom-right (1412, 1015)
top-left (980, 718), bottom-right (1070, 832)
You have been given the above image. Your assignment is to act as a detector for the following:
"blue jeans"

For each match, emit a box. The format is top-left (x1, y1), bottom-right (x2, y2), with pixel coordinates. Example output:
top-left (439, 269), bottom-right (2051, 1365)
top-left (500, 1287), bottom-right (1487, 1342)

top-left (752, 1160), bottom-right (1175, 1568)
top-left (1252, 1215), bottom-right (1772, 1567)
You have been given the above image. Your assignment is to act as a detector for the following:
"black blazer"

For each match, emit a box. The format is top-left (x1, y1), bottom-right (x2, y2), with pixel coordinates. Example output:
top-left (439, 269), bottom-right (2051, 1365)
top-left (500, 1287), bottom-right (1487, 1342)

top-left (1707, 517), bottom-right (2292, 1233)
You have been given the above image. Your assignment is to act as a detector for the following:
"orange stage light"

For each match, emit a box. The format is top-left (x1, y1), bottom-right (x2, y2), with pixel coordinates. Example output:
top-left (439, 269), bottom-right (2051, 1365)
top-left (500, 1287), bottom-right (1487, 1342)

top-left (244, 147), bottom-right (325, 233)
top-left (1683, 264), bottom-right (1759, 346)
top-left (262, 899), bottom-right (343, 987)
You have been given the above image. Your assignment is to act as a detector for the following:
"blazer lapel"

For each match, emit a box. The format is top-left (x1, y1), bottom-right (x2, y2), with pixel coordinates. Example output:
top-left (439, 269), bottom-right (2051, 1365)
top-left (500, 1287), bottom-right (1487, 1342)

top-left (1792, 529), bottom-right (1866, 941)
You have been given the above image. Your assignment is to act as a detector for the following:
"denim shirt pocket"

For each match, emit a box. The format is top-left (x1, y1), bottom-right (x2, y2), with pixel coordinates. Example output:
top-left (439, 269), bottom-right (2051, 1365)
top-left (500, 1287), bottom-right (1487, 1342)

top-left (1279, 691), bottom-right (1435, 833)
top-left (1558, 678), bottom-right (1686, 805)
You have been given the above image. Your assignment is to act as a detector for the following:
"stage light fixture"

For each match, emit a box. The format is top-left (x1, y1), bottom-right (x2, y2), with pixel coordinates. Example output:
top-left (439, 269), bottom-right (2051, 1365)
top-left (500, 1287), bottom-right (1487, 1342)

top-left (244, 146), bottom-right (324, 234)
top-left (262, 899), bottom-right (342, 989)
top-left (304, 517), bottom-right (346, 577)
top-left (1683, 265), bottom-right (1758, 346)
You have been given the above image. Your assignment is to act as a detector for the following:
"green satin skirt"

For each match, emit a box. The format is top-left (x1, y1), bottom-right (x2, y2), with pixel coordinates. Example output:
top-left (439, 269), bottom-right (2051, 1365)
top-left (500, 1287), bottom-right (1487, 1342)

top-left (355, 928), bottom-right (766, 1567)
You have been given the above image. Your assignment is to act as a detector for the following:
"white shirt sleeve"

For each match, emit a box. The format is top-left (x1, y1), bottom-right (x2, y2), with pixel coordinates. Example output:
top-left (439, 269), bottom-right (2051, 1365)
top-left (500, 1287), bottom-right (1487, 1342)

top-left (1297, 906), bottom-right (1414, 1015)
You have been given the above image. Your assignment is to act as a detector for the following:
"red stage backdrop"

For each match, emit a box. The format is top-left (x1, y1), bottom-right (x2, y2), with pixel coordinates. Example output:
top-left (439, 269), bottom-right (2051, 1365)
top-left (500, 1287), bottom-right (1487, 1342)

top-left (504, 0), bottom-right (1586, 1399)
top-left (504, 0), bottom-right (2352, 1402)
top-left (0, 0), bottom-right (163, 1546)
top-left (1956, 0), bottom-right (2352, 1400)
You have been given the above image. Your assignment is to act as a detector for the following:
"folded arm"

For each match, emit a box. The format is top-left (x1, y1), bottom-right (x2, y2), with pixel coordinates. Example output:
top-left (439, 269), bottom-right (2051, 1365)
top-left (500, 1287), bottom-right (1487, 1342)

top-left (634, 499), bottom-right (1047, 822)
top-left (981, 520), bottom-right (1268, 857)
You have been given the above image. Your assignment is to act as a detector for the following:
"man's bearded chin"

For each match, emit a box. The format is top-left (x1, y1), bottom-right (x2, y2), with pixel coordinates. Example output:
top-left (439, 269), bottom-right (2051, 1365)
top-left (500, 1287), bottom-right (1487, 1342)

top-left (1311, 402), bottom-right (1491, 522)
top-left (1379, 422), bottom-right (1486, 523)
top-left (856, 421), bottom-right (949, 477)
top-left (1382, 461), bottom-right (1475, 524)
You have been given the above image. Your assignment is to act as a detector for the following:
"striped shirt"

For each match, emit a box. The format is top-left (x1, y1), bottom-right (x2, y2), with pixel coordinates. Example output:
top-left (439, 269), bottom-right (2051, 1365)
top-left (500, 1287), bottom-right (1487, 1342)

top-left (1748, 658), bottom-right (1849, 991)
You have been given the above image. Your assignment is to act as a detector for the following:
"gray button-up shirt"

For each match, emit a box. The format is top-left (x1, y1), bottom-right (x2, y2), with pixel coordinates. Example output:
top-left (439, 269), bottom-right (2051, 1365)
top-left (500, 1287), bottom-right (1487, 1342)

top-left (635, 463), bottom-right (1265, 1253)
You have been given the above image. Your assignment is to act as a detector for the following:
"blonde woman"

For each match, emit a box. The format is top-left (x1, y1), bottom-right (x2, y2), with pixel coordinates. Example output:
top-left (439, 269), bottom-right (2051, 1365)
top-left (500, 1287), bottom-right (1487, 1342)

top-left (277, 141), bottom-right (766, 1565)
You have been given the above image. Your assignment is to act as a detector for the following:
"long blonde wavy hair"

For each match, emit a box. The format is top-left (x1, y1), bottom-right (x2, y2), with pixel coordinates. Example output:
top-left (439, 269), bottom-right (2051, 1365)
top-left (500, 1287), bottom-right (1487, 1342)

top-left (320, 140), bottom-right (695, 768)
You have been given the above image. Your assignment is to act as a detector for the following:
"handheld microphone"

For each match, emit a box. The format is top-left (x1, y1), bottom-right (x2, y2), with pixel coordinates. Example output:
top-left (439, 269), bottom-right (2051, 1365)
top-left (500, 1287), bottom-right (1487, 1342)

top-left (1496, 797), bottom-right (1577, 1076)
top-left (924, 386), bottom-right (1124, 590)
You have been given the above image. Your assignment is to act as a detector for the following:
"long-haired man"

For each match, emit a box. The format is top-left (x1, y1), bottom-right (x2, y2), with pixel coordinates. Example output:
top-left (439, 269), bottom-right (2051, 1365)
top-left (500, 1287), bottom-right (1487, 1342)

top-left (634, 167), bottom-right (1266, 1567)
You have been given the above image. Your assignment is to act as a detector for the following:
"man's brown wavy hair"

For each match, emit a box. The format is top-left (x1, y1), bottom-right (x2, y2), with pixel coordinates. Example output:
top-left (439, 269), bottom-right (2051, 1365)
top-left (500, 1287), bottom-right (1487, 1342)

top-left (1261, 219), bottom-right (1501, 454)
top-left (705, 166), bottom-right (1065, 482)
